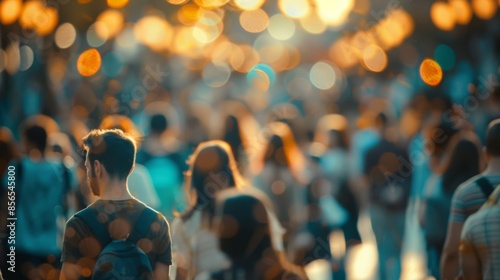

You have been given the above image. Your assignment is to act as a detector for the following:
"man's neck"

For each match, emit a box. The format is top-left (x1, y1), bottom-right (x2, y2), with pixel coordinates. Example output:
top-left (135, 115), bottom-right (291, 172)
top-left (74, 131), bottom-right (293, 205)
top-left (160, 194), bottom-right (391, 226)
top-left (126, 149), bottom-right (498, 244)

top-left (98, 179), bottom-right (134, 201)
top-left (484, 157), bottom-right (500, 175)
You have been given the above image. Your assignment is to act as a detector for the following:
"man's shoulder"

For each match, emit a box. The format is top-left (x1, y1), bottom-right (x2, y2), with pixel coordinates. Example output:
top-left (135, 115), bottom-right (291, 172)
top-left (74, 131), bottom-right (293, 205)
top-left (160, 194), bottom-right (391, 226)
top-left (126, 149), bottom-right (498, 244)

top-left (454, 174), bottom-right (487, 198)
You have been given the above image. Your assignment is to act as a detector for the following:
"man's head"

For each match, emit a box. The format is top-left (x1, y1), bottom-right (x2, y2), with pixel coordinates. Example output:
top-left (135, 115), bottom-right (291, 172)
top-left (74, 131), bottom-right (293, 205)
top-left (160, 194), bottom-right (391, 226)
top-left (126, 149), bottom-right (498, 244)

top-left (150, 114), bottom-right (168, 135)
top-left (485, 119), bottom-right (500, 160)
top-left (82, 129), bottom-right (136, 196)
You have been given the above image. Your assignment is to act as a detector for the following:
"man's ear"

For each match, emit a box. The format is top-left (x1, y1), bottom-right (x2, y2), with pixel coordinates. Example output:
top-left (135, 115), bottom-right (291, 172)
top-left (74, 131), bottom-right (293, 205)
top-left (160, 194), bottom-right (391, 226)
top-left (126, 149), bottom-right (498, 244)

top-left (94, 160), bottom-right (102, 178)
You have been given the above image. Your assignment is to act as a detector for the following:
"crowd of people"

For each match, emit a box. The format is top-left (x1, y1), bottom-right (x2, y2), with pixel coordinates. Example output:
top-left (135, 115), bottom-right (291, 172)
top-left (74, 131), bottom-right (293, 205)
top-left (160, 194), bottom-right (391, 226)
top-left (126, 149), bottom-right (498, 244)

top-left (0, 86), bottom-right (500, 280)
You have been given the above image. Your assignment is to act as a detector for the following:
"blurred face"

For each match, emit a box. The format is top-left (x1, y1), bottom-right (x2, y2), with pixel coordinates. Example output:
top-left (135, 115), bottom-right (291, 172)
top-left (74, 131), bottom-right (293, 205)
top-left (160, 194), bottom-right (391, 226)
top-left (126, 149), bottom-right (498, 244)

top-left (85, 152), bottom-right (100, 196)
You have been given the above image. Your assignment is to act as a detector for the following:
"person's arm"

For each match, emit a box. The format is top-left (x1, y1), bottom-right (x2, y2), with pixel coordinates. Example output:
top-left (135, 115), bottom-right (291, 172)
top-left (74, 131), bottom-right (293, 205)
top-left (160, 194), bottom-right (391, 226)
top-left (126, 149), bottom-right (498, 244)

top-left (441, 221), bottom-right (464, 280)
top-left (460, 252), bottom-right (482, 280)
top-left (60, 263), bottom-right (81, 280)
top-left (153, 262), bottom-right (170, 280)
top-left (459, 224), bottom-right (482, 280)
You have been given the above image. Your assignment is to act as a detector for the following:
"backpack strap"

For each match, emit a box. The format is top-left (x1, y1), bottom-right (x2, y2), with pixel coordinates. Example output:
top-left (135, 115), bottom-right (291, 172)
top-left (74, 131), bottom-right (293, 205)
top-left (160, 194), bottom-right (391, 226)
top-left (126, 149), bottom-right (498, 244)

top-left (477, 177), bottom-right (494, 198)
top-left (127, 207), bottom-right (158, 244)
top-left (75, 207), bottom-right (112, 248)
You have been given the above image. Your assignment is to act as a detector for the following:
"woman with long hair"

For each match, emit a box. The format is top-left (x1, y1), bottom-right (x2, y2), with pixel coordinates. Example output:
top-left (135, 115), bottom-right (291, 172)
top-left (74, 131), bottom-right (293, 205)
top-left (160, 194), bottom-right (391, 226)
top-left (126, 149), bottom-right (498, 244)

top-left (251, 121), bottom-right (309, 263)
top-left (209, 192), bottom-right (306, 280)
top-left (171, 140), bottom-right (244, 279)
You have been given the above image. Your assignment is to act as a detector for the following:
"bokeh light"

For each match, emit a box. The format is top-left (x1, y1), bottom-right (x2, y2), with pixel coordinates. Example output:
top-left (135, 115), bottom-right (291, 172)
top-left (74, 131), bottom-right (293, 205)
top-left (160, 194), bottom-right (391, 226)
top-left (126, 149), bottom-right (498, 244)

top-left (19, 45), bottom-right (34, 71)
top-left (362, 45), bottom-right (388, 72)
top-left (55, 23), bottom-right (77, 49)
top-left (134, 15), bottom-right (173, 51)
top-left (0, 49), bottom-right (6, 73)
top-left (472, 0), bottom-right (498, 20)
top-left (107, 0), bottom-right (129, 8)
top-left (278, 0), bottom-right (310, 19)
top-left (95, 10), bottom-right (125, 39)
top-left (0, 0), bottom-right (22, 25)
top-left (299, 11), bottom-right (327, 34)
top-left (167, 0), bottom-right (189, 4)
top-left (430, 2), bottom-right (456, 31)
top-left (87, 23), bottom-right (108, 47)
top-left (234, 0), bottom-right (265, 11)
top-left (5, 44), bottom-right (20, 75)
top-left (202, 62), bottom-right (231, 88)
top-left (315, 0), bottom-right (354, 26)
top-left (420, 58), bottom-right (443, 86)
top-left (267, 14), bottom-right (295, 41)
top-left (177, 4), bottom-right (201, 25)
top-left (192, 10), bottom-right (224, 44)
top-left (450, 0), bottom-right (472, 24)
top-left (77, 49), bottom-right (102, 77)
top-left (434, 44), bottom-right (456, 71)
top-left (310, 61), bottom-right (336, 90)
top-left (194, 0), bottom-right (230, 9)
top-left (239, 9), bottom-right (269, 33)
top-left (19, 1), bottom-right (43, 29)
top-left (102, 52), bottom-right (124, 77)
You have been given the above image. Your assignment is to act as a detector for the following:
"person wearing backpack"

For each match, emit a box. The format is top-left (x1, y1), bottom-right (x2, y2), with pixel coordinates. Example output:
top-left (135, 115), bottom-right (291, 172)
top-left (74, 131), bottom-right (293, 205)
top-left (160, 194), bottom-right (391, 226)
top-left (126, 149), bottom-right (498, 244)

top-left (60, 129), bottom-right (172, 280)
top-left (419, 130), bottom-right (483, 279)
top-left (441, 119), bottom-right (500, 280)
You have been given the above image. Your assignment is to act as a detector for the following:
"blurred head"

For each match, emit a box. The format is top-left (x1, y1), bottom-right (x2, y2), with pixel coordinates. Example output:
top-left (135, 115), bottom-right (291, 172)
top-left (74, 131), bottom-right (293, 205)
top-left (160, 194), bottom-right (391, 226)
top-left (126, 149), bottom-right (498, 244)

top-left (23, 125), bottom-right (47, 157)
top-left (427, 118), bottom-right (459, 161)
top-left (374, 112), bottom-right (388, 131)
top-left (82, 129), bottom-right (137, 196)
top-left (485, 119), bottom-right (500, 160)
top-left (216, 194), bottom-right (275, 271)
top-left (182, 140), bottom-right (244, 221)
top-left (149, 114), bottom-right (168, 135)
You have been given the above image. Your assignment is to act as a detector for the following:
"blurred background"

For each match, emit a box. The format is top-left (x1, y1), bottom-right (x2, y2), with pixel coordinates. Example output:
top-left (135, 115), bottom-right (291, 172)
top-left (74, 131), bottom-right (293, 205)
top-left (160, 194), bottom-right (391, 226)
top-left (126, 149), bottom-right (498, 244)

top-left (1, 0), bottom-right (500, 279)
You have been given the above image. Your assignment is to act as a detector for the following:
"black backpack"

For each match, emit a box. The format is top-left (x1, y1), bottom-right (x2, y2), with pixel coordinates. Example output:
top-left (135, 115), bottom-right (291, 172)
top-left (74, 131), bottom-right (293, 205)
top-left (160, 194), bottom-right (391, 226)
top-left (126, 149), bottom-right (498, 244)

top-left (75, 206), bottom-right (158, 280)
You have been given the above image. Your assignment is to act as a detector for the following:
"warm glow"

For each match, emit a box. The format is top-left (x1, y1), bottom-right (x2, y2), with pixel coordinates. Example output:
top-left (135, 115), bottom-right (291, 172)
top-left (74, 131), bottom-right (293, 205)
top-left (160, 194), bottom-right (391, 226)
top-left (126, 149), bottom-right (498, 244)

top-left (192, 10), bottom-right (224, 44)
top-left (267, 14), bottom-right (295, 40)
top-left (0, 0), bottom-right (22, 25)
top-left (430, 2), bottom-right (456, 31)
top-left (107, 0), bottom-right (129, 8)
top-left (33, 6), bottom-right (58, 36)
top-left (0, 49), bottom-right (6, 73)
top-left (87, 23), bottom-right (107, 47)
top-left (210, 40), bottom-right (234, 63)
top-left (95, 10), bottom-right (124, 39)
top-left (172, 26), bottom-right (204, 58)
top-left (315, 0), bottom-right (354, 26)
top-left (77, 49), bottom-right (102, 77)
top-left (229, 44), bottom-right (259, 73)
top-left (472, 0), bottom-right (498, 20)
top-left (5, 44), bottom-right (20, 75)
top-left (55, 23), bottom-right (77, 49)
top-left (279, 0), bottom-right (310, 19)
top-left (420, 58), bottom-right (443, 86)
top-left (194, 0), bottom-right (229, 9)
top-left (310, 61), bottom-right (336, 90)
top-left (234, 0), bottom-right (265, 11)
top-left (329, 38), bottom-right (358, 68)
top-left (202, 62), bottom-right (231, 88)
top-left (300, 11), bottom-right (327, 34)
top-left (20, 1), bottom-right (43, 29)
top-left (167, 0), bottom-right (189, 4)
top-left (177, 4), bottom-right (201, 25)
top-left (450, 0), bottom-right (472, 24)
top-left (362, 45), bottom-right (388, 72)
top-left (239, 9), bottom-right (269, 33)
top-left (134, 15), bottom-right (173, 51)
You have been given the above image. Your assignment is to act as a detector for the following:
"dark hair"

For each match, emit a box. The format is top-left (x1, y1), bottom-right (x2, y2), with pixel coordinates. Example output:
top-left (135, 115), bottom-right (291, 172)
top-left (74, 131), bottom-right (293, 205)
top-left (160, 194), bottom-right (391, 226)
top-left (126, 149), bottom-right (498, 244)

top-left (24, 125), bottom-right (47, 153)
top-left (150, 114), bottom-right (168, 134)
top-left (264, 135), bottom-right (288, 167)
top-left (328, 129), bottom-right (349, 150)
top-left (0, 128), bottom-right (17, 177)
top-left (486, 119), bottom-right (500, 157)
top-left (82, 129), bottom-right (136, 180)
top-left (428, 119), bottom-right (459, 157)
top-left (442, 136), bottom-right (481, 195)
top-left (222, 115), bottom-right (245, 165)
top-left (181, 141), bottom-right (242, 222)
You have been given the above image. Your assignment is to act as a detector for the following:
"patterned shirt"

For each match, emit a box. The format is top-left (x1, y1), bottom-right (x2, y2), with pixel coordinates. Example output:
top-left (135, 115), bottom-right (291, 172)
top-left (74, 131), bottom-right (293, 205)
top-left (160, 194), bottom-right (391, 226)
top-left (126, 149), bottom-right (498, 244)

top-left (460, 205), bottom-right (500, 280)
top-left (449, 174), bottom-right (500, 223)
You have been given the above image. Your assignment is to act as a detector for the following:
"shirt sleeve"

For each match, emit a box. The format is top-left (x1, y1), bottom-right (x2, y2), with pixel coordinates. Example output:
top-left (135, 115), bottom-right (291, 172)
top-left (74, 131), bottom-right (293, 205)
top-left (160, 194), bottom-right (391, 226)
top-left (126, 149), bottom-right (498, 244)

top-left (449, 184), bottom-right (468, 223)
top-left (60, 216), bottom-right (101, 264)
top-left (151, 215), bottom-right (173, 265)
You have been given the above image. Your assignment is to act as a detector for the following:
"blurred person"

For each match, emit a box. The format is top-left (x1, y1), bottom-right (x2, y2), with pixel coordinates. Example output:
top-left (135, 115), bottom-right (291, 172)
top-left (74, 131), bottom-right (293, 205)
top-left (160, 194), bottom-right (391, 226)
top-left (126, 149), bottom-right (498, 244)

top-left (251, 121), bottom-right (309, 264)
top-left (207, 193), bottom-right (306, 280)
top-left (60, 129), bottom-right (171, 280)
top-left (459, 182), bottom-right (500, 280)
top-left (170, 141), bottom-right (240, 279)
top-left (99, 115), bottom-right (160, 210)
top-left (1, 124), bottom-right (74, 280)
top-left (363, 112), bottom-right (412, 280)
top-left (136, 113), bottom-right (186, 221)
top-left (441, 119), bottom-right (500, 280)
top-left (221, 114), bottom-right (250, 174)
top-left (419, 128), bottom-right (482, 279)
